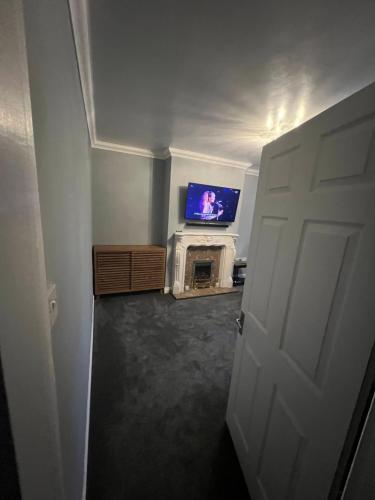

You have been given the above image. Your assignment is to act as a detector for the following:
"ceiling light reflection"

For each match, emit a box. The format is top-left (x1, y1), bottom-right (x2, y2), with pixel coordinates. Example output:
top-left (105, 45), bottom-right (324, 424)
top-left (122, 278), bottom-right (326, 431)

top-left (263, 99), bottom-right (307, 141)
top-left (277, 106), bottom-right (286, 121)
top-left (266, 114), bottom-right (273, 130)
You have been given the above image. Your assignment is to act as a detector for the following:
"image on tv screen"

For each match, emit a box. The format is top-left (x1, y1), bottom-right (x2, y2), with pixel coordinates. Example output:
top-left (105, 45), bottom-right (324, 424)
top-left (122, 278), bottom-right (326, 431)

top-left (185, 182), bottom-right (241, 223)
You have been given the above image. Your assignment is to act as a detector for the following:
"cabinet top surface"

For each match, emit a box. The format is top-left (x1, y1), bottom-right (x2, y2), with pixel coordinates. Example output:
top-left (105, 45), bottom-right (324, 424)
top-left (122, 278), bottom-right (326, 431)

top-left (94, 245), bottom-right (166, 252)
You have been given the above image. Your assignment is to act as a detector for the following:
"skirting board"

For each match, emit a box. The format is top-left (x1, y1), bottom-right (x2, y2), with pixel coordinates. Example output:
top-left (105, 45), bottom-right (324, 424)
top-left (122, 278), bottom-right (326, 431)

top-left (82, 295), bottom-right (94, 500)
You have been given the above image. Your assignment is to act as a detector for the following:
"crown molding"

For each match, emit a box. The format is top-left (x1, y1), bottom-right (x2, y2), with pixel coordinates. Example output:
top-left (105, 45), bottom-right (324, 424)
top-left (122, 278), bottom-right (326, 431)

top-left (92, 140), bottom-right (168, 160)
top-left (91, 142), bottom-right (255, 170)
top-left (167, 147), bottom-right (251, 170)
top-left (68, 1), bottom-right (256, 173)
top-left (245, 167), bottom-right (259, 176)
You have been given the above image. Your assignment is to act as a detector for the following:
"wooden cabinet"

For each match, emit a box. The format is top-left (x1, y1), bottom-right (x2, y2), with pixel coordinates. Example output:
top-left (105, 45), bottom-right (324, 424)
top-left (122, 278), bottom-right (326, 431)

top-left (93, 245), bottom-right (166, 296)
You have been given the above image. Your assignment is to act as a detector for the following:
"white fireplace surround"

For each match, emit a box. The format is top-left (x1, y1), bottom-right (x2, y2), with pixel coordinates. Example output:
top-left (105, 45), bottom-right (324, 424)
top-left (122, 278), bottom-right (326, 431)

top-left (172, 232), bottom-right (238, 295)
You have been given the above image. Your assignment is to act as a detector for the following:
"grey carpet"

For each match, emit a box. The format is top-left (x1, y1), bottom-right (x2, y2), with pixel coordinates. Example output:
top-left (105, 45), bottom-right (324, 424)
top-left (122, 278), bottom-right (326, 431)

top-left (87, 291), bottom-right (250, 500)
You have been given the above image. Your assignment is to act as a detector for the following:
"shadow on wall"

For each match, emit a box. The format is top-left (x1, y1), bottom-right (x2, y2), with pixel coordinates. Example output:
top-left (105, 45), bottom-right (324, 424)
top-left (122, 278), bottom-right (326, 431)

top-left (150, 158), bottom-right (166, 244)
top-left (178, 185), bottom-right (188, 225)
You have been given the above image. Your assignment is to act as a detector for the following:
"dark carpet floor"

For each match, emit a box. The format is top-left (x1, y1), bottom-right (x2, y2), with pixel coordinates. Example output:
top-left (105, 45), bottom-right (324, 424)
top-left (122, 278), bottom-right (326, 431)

top-left (87, 291), bottom-right (250, 500)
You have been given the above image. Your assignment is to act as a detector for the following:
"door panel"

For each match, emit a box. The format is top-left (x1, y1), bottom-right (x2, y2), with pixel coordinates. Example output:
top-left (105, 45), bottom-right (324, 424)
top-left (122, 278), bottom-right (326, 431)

top-left (312, 113), bottom-right (375, 188)
top-left (257, 389), bottom-right (304, 500)
top-left (232, 342), bottom-right (261, 452)
top-left (227, 83), bottom-right (375, 500)
top-left (281, 222), bottom-right (361, 384)
top-left (266, 146), bottom-right (299, 193)
top-left (250, 217), bottom-right (287, 329)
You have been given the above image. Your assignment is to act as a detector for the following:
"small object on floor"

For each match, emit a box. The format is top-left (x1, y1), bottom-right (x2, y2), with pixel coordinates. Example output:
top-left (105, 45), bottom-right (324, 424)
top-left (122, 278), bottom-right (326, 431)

top-left (233, 259), bottom-right (247, 287)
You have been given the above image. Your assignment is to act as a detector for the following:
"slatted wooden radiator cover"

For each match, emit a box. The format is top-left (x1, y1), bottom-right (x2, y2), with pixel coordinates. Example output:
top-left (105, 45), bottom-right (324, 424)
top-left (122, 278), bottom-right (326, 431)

top-left (93, 245), bottom-right (166, 295)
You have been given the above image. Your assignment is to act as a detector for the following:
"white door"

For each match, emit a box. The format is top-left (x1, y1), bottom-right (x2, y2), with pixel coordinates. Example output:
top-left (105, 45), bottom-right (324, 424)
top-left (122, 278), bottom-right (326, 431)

top-left (227, 83), bottom-right (375, 500)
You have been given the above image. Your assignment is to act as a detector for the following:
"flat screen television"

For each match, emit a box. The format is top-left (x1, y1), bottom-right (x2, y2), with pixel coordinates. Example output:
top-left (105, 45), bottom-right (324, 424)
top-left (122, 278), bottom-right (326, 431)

top-left (185, 182), bottom-right (241, 223)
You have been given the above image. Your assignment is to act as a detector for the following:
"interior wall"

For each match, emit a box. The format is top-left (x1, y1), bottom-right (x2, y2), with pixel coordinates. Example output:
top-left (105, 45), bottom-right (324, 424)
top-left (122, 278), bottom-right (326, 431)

top-left (92, 148), bottom-right (257, 289)
top-left (0, 0), bottom-right (65, 497)
top-left (236, 174), bottom-right (259, 259)
top-left (92, 148), bottom-right (166, 245)
top-left (23, 0), bottom-right (93, 499)
top-left (164, 156), bottom-right (247, 287)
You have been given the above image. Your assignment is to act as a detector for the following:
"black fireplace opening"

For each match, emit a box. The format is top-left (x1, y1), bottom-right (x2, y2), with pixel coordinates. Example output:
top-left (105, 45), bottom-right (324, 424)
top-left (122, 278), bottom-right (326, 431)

top-left (193, 260), bottom-right (213, 289)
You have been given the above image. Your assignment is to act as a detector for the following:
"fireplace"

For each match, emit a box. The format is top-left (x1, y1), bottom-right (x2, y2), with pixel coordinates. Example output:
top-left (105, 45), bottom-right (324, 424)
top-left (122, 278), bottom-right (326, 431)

top-left (192, 260), bottom-right (213, 289)
top-left (172, 232), bottom-right (237, 295)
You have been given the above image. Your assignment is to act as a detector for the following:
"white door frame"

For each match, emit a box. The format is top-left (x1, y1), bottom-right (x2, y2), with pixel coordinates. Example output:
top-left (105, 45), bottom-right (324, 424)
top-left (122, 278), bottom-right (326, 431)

top-left (0, 1), bottom-right (65, 498)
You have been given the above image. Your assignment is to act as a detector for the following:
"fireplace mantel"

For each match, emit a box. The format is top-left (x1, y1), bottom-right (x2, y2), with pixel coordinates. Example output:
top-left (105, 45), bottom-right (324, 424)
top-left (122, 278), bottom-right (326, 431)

top-left (172, 232), bottom-right (238, 295)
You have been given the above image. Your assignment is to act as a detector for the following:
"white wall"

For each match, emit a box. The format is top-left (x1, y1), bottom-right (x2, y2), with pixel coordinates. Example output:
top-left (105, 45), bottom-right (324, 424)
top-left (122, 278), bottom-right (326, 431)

top-left (0, 0), bottom-right (64, 498)
top-left (92, 149), bottom-right (166, 245)
top-left (23, 0), bottom-right (93, 498)
top-left (236, 173), bottom-right (259, 259)
top-left (164, 155), bottom-right (248, 287)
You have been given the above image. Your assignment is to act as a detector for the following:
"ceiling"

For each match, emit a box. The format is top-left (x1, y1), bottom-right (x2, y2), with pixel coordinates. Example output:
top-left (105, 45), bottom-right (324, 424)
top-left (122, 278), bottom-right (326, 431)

top-left (88, 0), bottom-right (375, 166)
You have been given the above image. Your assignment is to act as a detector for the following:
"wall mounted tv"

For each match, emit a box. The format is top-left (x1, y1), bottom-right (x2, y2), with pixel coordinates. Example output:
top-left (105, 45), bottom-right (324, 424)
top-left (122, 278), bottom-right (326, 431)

top-left (185, 182), bottom-right (241, 224)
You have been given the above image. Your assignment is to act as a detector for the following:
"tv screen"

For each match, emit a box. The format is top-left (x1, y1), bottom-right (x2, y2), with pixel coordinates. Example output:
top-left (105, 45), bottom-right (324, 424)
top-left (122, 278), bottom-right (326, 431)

top-left (185, 182), bottom-right (241, 223)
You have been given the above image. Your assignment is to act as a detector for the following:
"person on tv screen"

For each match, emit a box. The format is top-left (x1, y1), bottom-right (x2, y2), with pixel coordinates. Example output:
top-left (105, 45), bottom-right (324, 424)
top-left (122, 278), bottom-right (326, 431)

top-left (199, 191), bottom-right (211, 219)
top-left (199, 190), bottom-right (224, 220)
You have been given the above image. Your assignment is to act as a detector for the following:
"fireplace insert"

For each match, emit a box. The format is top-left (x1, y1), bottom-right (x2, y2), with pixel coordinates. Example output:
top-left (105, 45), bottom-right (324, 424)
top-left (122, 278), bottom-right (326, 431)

top-left (192, 260), bottom-right (213, 289)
